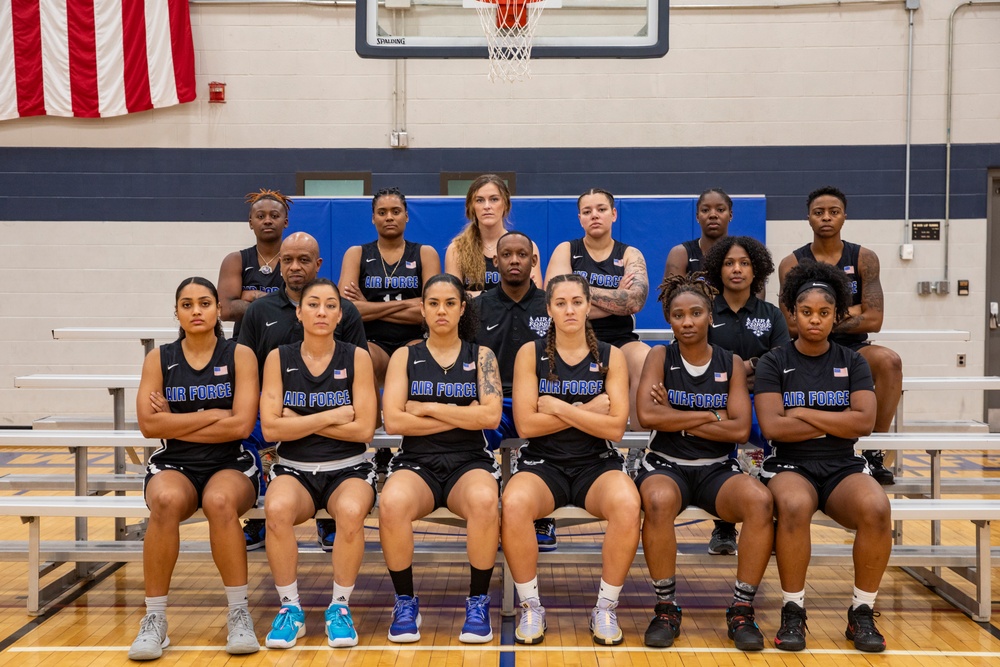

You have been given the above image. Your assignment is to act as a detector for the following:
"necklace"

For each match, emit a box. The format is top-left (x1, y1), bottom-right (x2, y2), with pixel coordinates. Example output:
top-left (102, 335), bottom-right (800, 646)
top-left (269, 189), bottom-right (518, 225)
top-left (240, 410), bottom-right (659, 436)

top-left (257, 248), bottom-right (279, 275)
top-left (378, 243), bottom-right (403, 280)
top-left (440, 359), bottom-right (457, 374)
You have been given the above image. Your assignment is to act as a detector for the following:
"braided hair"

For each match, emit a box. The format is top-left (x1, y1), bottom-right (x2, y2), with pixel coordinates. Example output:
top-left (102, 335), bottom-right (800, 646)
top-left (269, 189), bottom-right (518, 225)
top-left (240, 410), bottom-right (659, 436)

top-left (543, 274), bottom-right (607, 382)
top-left (372, 187), bottom-right (407, 212)
top-left (422, 273), bottom-right (480, 342)
top-left (174, 277), bottom-right (225, 340)
top-left (245, 188), bottom-right (292, 214)
top-left (656, 272), bottom-right (718, 322)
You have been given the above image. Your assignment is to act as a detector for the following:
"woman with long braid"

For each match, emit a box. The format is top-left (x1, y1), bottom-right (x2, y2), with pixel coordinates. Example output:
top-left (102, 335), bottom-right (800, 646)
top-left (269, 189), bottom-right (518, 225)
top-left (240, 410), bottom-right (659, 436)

top-left (501, 273), bottom-right (638, 647)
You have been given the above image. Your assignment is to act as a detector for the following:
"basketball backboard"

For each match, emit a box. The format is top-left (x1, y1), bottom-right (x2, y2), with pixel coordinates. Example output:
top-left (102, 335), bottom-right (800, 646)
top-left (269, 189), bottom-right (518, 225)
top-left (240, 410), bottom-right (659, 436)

top-left (355, 0), bottom-right (668, 59)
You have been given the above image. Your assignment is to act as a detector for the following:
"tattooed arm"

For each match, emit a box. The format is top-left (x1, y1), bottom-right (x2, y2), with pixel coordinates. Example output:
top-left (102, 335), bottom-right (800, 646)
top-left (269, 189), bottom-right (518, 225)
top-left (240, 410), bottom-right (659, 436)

top-left (589, 246), bottom-right (650, 316)
top-left (833, 247), bottom-right (885, 334)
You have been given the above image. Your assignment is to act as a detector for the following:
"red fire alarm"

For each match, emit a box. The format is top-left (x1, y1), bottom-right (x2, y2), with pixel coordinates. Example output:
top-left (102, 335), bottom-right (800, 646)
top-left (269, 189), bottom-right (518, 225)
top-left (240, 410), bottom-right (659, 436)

top-left (208, 81), bottom-right (226, 103)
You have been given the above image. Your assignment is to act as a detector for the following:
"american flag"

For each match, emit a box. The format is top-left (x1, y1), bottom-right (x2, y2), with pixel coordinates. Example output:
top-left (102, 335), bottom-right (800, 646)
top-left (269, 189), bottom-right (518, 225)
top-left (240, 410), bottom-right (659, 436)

top-left (589, 363), bottom-right (600, 372)
top-left (844, 266), bottom-right (855, 274)
top-left (463, 362), bottom-right (475, 371)
top-left (406, 261), bottom-right (416, 269)
top-left (1, 0), bottom-right (196, 121)
top-left (334, 369), bottom-right (347, 379)
top-left (714, 372), bottom-right (728, 382)
top-left (213, 365), bottom-right (227, 376)
top-left (833, 367), bottom-right (849, 377)
top-left (613, 258), bottom-right (624, 267)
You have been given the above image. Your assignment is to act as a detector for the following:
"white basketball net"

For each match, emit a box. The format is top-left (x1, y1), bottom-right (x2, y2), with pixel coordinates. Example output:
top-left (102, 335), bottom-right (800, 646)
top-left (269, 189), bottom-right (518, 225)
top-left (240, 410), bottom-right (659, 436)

top-left (472, 1), bottom-right (547, 83)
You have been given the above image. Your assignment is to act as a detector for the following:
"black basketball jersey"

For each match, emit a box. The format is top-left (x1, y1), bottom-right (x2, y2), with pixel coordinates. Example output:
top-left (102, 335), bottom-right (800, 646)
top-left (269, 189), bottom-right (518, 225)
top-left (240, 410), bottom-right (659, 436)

top-left (233, 246), bottom-right (283, 340)
top-left (648, 344), bottom-right (737, 461)
top-left (754, 342), bottom-right (874, 459)
top-left (682, 239), bottom-right (704, 274)
top-left (358, 240), bottom-right (424, 346)
top-left (150, 337), bottom-right (242, 466)
top-left (792, 241), bottom-right (865, 346)
top-left (401, 341), bottom-right (488, 454)
top-left (465, 256), bottom-right (501, 291)
top-left (276, 342), bottom-right (366, 463)
top-left (568, 238), bottom-right (635, 343)
top-left (522, 338), bottom-right (616, 466)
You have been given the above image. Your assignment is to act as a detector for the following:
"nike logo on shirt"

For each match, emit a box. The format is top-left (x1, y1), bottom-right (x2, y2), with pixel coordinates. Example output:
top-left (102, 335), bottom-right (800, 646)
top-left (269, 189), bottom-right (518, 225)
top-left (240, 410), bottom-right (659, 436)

top-left (572, 255), bottom-right (583, 259)
top-left (413, 360), bottom-right (426, 364)
top-left (783, 368), bottom-right (795, 374)
top-left (266, 321), bottom-right (278, 327)
top-left (540, 356), bottom-right (549, 361)
top-left (486, 324), bottom-right (500, 331)
top-left (244, 267), bottom-right (253, 272)
top-left (669, 366), bottom-right (680, 371)
top-left (366, 257), bottom-right (377, 262)
top-left (711, 322), bottom-right (726, 328)
top-left (286, 368), bottom-right (298, 372)
top-left (167, 363), bottom-right (179, 370)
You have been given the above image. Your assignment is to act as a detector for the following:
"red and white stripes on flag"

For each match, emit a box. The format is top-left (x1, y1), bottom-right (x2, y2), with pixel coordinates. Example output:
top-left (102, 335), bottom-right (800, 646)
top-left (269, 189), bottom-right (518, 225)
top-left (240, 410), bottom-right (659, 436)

top-left (0, 0), bottom-right (196, 120)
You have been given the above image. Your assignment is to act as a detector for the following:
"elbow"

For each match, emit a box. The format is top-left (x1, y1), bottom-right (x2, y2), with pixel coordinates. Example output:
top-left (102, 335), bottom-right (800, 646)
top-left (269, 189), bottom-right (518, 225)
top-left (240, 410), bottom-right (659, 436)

top-left (736, 423), bottom-right (752, 444)
top-left (260, 422), bottom-right (278, 443)
top-left (358, 425), bottom-right (377, 443)
top-left (636, 406), bottom-right (653, 430)
top-left (382, 414), bottom-right (402, 436)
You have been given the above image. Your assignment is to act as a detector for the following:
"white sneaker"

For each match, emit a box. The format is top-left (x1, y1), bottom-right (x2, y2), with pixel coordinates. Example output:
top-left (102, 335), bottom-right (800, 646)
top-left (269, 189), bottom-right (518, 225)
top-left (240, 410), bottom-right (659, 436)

top-left (128, 612), bottom-right (169, 660)
top-left (514, 598), bottom-right (546, 645)
top-left (590, 601), bottom-right (624, 646)
top-left (226, 606), bottom-right (260, 655)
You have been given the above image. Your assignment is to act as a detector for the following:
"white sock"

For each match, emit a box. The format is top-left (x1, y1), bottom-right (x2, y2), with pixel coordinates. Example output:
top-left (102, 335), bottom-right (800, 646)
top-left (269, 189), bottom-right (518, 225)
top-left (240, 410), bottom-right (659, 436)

top-left (597, 579), bottom-right (623, 607)
top-left (781, 589), bottom-right (805, 608)
top-left (332, 582), bottom-right (354, 605)
top-left (145, 595), bottom-right (168, 616)
top-left (276, 581), bottom-right (301, 609)
top-left (852, 586), bottom-right (878, 610)
top-left (225, 585), bottom-right (249, 610)
top-left (515, 578), bottom-right (540, 605)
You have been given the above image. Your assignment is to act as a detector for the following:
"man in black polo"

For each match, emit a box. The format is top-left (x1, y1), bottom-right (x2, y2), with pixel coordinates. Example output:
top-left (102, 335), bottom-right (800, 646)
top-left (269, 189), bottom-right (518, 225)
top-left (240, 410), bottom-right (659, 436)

top-left (238, 231), bottom-right (367, 550)
top-left (472, 231), bottom-right (555, 549)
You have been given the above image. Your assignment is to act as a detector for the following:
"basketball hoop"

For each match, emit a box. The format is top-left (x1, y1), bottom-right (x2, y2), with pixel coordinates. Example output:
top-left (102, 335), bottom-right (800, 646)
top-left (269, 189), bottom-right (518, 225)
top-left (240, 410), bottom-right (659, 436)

top-left (467, 0), bottom-right (550, 83)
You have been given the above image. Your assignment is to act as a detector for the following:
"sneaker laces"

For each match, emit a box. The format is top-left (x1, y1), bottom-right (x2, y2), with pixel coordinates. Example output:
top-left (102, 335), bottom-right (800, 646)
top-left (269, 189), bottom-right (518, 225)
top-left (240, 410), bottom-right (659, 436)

top-left (138, 613), bottom-right (163, 637)
top-left (852, 606), bottom-right (881, 635)
top-left (467, 595), bottom-right (490, 623)
top-left (393, 597), bottom-right (418, 625)
top-left (228, 607), bottom-right (254, 634)
top-left (729, 605), bottom-right (757, 630)
top-left (271, 607), bottom-right (295, 631)
top-left (592, 602), bottom-right (619, 634)
top-left (520, 600), bottom-right (544, 626)
top-left (329, 606), bottom-right (353, 631)
top-left (781, 604), bottom-right (807, 632)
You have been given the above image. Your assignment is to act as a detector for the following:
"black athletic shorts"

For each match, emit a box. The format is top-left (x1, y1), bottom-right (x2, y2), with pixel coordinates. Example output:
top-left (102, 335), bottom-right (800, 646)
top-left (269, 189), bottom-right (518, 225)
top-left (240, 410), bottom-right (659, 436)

top-left (634, 452), bottom-right (743, 518)
top-left (270, 461), bottom-right (378, 514)
top-left (388, 449), bottom-right (501, 510)
top-left (513, 447), bottom-right (627, 509)
top-left (759, 454), bottom-right (869, 512)
top-left (144, 450), bottom-right (259, 508)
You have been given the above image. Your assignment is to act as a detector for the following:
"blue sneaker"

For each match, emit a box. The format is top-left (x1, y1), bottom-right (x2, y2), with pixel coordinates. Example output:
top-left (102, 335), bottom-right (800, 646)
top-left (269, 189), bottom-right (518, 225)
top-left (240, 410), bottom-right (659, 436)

top-left (325, 603), bottom-right (358, 648)
top-left (243, 519), bottom-right (265, 551)
top-left (535, 519), bottom-right (556, 552)
top-left (265, 605), bottom-right (306, 649)
top-left (316, 519), bottom-right (336, 553)
top-left (459, 594), bottom-right (493, 643)
top-left (387, 594), bottom-right (421, 643)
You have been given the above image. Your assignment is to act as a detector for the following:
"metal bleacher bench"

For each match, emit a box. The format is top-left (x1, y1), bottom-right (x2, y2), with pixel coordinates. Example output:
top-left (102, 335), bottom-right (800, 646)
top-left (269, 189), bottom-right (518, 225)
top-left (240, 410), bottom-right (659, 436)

top-left (2, 430), bottom-right (1000, 621)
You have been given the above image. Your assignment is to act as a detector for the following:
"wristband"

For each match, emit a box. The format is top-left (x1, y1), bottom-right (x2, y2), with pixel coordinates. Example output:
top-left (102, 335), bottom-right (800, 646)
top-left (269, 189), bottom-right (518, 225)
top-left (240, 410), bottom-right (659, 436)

top-left (710, 409), bottom-right (722, 421)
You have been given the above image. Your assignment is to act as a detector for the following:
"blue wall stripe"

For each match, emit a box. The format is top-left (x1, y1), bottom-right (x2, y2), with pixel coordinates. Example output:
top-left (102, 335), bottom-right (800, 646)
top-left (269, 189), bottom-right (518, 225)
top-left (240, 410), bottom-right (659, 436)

top-left (1, 144), bottom-right (997, 222)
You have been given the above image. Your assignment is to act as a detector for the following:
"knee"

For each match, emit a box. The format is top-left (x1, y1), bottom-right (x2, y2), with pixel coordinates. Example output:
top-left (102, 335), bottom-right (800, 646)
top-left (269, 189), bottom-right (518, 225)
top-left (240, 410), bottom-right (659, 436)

top-left (641, 485), bottom-right (681, 520)
top-left (742, 485), bottom-right (774, 523)
top-left (376, 490), bottom-right (410, 526)
top-left (607, 492), bottom-right (641, 527)
top-left (201, 489), bottom-right (238, 520)
top-left (773, 496), bottom-right (814, 526)
top-left (264, 495), bottom-right (298, 529)
top-left (333, 496), bottom-right (371, 529)
top-left (147, 488), bottom-right (190, 520)
top-left (872, 348), bottom-right (903, 379)
top-left (465, 489), bottom-right (500, 523)
top-left (500, 490), bottom-right (535, 524)
top-left (859, 496), bottom-right (892, 532)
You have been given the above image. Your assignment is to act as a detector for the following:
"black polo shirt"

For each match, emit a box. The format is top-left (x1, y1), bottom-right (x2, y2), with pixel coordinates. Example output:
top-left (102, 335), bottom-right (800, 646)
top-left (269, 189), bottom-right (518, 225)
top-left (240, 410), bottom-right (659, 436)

top-left (708, 294), bottom-right (790, 364)
top-left (238, 288), bottom-right (368, 381)
top-left (472, 283), bottom-right (551, 396)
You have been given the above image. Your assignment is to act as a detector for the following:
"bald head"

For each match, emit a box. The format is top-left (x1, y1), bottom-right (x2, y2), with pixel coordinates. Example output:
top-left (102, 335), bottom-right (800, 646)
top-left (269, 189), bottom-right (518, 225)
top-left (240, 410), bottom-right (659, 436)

top-left (279, 232), bottom-right (323, 297)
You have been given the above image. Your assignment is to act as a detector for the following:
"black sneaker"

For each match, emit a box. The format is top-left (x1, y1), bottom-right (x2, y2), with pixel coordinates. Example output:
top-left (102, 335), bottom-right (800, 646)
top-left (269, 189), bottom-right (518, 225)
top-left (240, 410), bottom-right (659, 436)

top-left (708, 521), bottom-right (738, 555)
top-left (774, 602), bottom-right (807, 651)
top-left (243, 519), bottom-right (265, 551)
top-left (316, 519), bottom-right (336, 553)
top-left (726, 604), bottom-right (764, 651)
top-left (534, 519), bottom-right (556, 552)
top-left (643, 602), bottom-right (681, 648)
top-left (863, 450), bottom-right (895, 485)
top-left (846, 604), bottom-right (886, 653)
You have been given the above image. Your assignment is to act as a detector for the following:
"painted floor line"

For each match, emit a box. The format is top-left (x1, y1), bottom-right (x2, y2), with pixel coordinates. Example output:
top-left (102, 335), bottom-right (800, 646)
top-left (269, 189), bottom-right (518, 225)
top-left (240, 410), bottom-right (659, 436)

top-left (8, 645), bottom-right (1000, 657)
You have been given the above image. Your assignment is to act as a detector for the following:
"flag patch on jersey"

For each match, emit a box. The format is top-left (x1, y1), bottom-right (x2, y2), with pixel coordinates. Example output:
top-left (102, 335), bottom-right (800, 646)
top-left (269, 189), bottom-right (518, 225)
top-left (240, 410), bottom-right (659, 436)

top-left (214, 366), bottom-right (228, 376)
top-left (406, 261), bottom-right (417, 269)
top-left (844, 265), bottom-right (855, 274)
top-left (613, 258), bottom-right (624, 267)
top-left (834, 367), bottom-right (849, 377)
top-left (463, 362), bottom-right (476, 371)
top-left (714, 372), bottom-right (728, 382)
top-left (590, 363), bottom-right (601, 373)
top-left (334, 369), bottom-right (347, 379)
